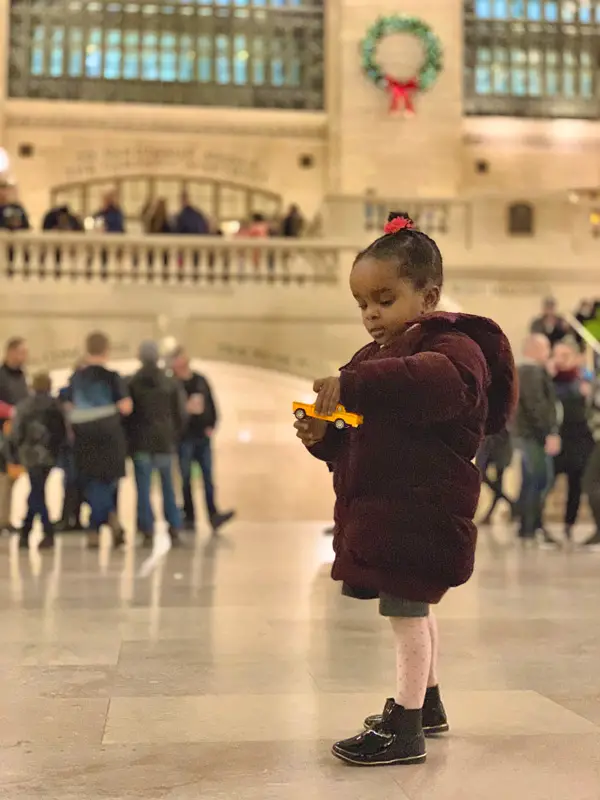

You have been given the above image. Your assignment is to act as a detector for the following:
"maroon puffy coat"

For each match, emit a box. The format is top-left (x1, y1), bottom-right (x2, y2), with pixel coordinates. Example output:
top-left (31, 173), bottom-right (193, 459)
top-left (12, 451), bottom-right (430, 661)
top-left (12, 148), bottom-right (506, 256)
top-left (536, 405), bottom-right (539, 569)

top-left (309, 312), bottom-right (517, 604)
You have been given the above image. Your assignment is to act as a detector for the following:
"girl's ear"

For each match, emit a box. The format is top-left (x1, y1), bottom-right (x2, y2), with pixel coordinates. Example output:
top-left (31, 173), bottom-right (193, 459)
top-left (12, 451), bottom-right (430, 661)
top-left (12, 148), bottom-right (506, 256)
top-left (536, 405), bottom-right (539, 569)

top-left (422, 284), bottom-right (441, 312)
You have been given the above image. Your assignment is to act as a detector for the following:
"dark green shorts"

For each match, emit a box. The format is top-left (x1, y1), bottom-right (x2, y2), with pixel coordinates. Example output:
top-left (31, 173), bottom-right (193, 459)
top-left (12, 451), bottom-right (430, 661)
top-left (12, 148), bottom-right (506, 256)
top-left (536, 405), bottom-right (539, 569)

top-left (379, 592), bottom-right (429, 618)
top-left (341, 583), bottom-right (429, 618)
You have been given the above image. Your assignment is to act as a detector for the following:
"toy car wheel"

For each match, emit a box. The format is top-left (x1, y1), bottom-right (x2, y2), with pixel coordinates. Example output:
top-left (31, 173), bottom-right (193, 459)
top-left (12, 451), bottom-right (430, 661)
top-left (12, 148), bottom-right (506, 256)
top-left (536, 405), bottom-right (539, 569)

top-left (334, 418), bottom-right (346, 430)
top-left (294, 408), bottom-right (307, 420)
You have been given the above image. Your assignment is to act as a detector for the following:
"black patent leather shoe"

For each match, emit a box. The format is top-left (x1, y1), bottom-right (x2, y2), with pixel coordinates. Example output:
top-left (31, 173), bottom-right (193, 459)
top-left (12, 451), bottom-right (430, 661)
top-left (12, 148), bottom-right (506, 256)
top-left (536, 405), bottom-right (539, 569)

top-left (332, 700), bottom-right (426, 767)
top-left (364, 686), bottom-right (449, 737)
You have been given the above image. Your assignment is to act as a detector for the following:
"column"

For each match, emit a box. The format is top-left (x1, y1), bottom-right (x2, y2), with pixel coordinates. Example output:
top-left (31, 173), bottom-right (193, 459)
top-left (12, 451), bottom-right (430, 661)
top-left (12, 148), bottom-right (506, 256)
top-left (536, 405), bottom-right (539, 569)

top-left (326, 0), bottom-right (463, 199)
top-left (0, 0), bottom-right (9, 149)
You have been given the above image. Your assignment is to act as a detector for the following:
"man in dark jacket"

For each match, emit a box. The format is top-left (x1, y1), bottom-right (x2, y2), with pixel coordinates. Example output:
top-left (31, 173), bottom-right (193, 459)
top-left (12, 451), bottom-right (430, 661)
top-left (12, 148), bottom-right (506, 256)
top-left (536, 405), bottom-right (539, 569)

top-left (12, 372), bottom-right (66, 550)
top-left (514, 334), bottom-right (561, 544)
top-left (171, 346), bottom-right (235, 534)
top-left (0, 337), bottom-right (29, 533)
top-left (128, 341), bottom-right (185, 547)
top-left (530, 297), bottom-right (569, 347)
top-left (66, 331), bottom-right (131, 549)
top-left (173, 192), bottom-right (209, 235)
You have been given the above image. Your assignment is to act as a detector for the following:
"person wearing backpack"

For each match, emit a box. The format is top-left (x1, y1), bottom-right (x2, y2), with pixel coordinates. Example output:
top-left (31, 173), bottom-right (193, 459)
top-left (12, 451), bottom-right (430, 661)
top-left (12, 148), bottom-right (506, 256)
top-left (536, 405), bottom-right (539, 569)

top-left (11, 372), bottom-right (67, 550)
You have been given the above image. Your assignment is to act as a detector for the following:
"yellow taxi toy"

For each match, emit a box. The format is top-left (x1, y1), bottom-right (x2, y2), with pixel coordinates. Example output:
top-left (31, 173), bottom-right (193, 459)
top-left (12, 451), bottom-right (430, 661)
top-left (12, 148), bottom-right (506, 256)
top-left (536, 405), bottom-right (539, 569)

top-left (292, 401), bottom-right (363, 430)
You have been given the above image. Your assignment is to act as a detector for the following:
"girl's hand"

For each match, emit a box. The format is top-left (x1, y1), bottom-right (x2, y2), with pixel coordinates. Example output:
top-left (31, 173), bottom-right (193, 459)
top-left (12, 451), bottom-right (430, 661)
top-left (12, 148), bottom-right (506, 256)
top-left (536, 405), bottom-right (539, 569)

top-left (294, 417), bottom-right (328, 447)
top-left (313, 376), bottom-right (341, 416)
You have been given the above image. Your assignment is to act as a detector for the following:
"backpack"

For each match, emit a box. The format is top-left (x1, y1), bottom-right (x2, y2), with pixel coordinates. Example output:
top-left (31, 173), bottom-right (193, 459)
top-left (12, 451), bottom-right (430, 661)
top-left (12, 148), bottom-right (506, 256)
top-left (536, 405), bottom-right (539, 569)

top-left (18, 412), bottom-right (51, 469)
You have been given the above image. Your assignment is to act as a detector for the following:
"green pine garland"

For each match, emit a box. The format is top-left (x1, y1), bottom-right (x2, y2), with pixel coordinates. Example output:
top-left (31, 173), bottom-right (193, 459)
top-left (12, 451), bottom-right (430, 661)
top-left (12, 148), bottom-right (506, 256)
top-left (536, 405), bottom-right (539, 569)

top-left (360, 15), bottom-right (443, 107)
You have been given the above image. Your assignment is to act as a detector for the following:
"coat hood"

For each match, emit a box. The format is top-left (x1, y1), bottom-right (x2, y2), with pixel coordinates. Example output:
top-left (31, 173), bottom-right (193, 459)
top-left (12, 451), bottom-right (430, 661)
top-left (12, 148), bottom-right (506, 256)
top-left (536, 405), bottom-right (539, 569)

top-left (409, 312), bottom-right (517, 435)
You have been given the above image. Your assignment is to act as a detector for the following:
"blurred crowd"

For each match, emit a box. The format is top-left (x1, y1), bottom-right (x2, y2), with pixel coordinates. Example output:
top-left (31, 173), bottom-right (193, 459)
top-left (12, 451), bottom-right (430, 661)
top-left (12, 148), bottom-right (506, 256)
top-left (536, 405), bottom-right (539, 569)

top-left (478, 296), bottom-right (600, 550)
top-left (0, 181), bottom-right (307, 238)
top-left (0, 334), bottom-right (234, 551)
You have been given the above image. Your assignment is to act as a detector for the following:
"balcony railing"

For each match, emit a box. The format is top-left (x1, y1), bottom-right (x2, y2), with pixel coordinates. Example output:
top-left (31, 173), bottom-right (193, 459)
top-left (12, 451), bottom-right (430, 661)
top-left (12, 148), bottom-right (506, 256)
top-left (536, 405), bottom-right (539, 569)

top-left (0, 232), bottom-right (343, 286)
top-left (2, 230), bottom-right (600, 288)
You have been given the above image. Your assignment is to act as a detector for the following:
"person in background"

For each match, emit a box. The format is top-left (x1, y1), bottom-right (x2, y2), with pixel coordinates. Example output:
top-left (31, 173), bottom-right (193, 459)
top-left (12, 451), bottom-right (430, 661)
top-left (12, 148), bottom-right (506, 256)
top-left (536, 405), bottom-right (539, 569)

top-left (513, 334), bottom-right (561, 546)
top-left (94, 189), bottom-right (125, 233)
top-left (127, 341), bottom-right (185, 548)
top-left (0, 182), bottom-right (30, 231)
top-left (56, 358), bottom-right (86, 533)
top-left (281, 204), bottom-right (304, 238)
top-left (42, 205), bottom-right (83, 231)
top-left (173, 192), bottom-right (210, 235)
top-left (530, 297), bottom-right (569, 348)
top-left (582, 371), bottom-right (600, 550)
top-left (142, 198), bottom-right (172, 234)
top-left (0, 337), bottom-right (29, 534)
top-left (476, 428), bottom-right (514, 525)
top-left (12, 372), bottom-right (66, 550)
top-left (550, 340), bottom-right (594, 542)
top-left (66, 331), bottom-right (131, 549)
top-left (171, 346), bottom-right (235, 534)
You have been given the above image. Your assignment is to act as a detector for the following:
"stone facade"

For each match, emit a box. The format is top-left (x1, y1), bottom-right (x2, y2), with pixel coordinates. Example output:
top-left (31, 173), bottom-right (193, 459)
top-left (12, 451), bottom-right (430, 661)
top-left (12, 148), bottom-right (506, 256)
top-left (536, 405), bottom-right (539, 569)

top-left (1, 1), bottom-right (600, 223)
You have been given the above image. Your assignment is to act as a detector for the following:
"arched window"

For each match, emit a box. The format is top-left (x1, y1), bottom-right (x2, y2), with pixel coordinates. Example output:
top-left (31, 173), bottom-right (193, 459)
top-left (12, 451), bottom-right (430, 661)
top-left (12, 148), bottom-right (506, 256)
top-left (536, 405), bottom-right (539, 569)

top-left (464, 1), bottom-right (597, 118)
top-left (508, 201), bottom-right (535, 236)
top-left (9, 0), bottom-right (324, 110)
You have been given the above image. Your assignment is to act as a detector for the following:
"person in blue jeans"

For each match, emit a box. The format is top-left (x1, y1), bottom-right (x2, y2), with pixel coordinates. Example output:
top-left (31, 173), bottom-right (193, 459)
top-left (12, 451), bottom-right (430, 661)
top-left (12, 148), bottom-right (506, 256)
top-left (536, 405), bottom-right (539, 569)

top-left (12, 371), bottom-right (67, 550)
top-left (66, 332), bottom-right (132, 549)
top-left (127, 341), bottom-right (185, 547)
top-left (513, 335), bottom-right (561, 546)
top-left (170, 346), bottom-right (235, 534)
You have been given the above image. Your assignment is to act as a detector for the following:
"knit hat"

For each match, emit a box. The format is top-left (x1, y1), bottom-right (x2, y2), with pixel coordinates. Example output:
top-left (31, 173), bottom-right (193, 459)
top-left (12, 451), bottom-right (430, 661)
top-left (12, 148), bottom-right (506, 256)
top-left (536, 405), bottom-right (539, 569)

top-left (138, 340), bottom-right (159, 365)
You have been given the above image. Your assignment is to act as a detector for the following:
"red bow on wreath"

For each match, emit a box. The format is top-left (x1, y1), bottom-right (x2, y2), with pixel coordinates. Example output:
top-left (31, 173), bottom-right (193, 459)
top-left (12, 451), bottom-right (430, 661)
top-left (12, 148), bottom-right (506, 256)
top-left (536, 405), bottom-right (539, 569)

top-left (385, 76), bottom-right (419, 116)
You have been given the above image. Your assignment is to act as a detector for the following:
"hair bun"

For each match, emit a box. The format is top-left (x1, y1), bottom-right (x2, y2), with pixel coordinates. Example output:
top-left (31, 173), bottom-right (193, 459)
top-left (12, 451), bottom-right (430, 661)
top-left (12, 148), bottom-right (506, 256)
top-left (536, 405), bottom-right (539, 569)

top-left (384, 211), bottom-right (416, 234)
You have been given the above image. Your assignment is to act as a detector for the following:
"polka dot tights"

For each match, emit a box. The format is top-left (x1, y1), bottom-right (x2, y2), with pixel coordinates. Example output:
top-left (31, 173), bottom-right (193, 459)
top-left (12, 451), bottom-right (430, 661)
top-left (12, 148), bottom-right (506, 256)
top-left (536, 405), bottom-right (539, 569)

top-left (389, 611), bottom-right (439, 710)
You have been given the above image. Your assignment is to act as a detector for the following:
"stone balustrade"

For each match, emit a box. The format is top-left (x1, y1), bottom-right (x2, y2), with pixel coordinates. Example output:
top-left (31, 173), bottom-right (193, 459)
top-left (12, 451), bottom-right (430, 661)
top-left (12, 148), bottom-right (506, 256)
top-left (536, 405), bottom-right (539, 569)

top-left (0, 232), bottom-right (344, 286)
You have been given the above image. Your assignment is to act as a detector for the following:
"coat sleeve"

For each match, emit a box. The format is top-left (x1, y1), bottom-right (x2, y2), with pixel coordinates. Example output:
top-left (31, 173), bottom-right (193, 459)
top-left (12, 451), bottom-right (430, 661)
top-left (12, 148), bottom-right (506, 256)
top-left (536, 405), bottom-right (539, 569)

top-left (202, 377), bottom-right (218, 429)
top-left (339, 332), bottom-right (489, 425)
top-left (306, 426), bottom-right (345, 464)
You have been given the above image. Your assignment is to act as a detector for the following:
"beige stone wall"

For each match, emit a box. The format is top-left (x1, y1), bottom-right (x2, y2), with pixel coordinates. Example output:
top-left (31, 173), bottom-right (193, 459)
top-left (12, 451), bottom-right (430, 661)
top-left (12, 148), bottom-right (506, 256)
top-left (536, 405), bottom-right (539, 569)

top-left (327, 0), bottom-right (463, 199)
top-left (1, 274), bottom-right (598, 377)
top-left (463, 118), bottom-right (600, 196)
top-left (3, 102), bottom-right (327, 226)
top-left (2, 0), bottom-right (600, 220)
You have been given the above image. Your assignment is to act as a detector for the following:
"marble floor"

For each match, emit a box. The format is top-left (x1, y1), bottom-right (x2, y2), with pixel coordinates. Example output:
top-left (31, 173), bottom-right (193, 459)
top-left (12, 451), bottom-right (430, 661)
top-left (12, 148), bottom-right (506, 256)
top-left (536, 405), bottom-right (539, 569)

top-left (1, 362), bottom-right (600, 799)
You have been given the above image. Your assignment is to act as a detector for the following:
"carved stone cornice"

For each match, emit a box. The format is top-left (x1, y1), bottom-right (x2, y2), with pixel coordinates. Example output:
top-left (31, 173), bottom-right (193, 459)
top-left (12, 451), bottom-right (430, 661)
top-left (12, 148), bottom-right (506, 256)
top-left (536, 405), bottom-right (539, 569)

top-left (5, 101), bottom-right (328, 141)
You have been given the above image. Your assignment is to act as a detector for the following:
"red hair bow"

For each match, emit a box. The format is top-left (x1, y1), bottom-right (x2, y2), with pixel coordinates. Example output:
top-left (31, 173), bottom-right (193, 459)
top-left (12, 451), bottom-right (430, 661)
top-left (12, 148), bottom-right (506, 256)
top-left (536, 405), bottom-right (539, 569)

top-left (384, 217), bottom-right (415, 234)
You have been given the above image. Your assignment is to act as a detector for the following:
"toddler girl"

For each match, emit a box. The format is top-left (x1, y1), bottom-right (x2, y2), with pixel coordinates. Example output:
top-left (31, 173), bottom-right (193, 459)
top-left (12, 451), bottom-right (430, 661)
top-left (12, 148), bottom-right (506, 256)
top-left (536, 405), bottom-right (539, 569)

top-left (295, 212), bottom-right (516, 767)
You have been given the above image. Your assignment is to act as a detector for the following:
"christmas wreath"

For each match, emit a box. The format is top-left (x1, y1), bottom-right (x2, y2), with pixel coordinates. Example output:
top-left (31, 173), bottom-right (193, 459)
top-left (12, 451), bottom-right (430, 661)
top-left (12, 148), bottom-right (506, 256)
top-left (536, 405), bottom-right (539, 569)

top-left (360, 15), bottom-right (443, 115)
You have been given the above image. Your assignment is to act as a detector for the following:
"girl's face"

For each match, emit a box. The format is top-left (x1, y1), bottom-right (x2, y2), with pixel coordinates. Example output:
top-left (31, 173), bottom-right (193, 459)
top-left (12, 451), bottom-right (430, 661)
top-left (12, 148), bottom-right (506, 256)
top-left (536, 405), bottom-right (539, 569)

top-left (350, 257), bottom-right (440, 347)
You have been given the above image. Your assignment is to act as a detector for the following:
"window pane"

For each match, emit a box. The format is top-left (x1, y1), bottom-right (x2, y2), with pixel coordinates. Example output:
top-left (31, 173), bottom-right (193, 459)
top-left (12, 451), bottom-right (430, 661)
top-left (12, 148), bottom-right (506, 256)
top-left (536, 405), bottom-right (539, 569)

top-left (104, 29), bottom-right (121, 79)
top-left (179, 34), bottom-right (194, 81)
top-left (69, 28), bottom-right (84, 76)
top-left (160, 32), bottom-right (177, 81)
top-left (198, 35), bottom-right (212, 82)
top-left (142, 32), bottom-right (158, 80)
top-left (50, 27), bottom-right (64, 77)
top-left (85, 29), bottom-right (103, 77)
top-left (233, 34), bottom-right (248, 84)
top-left (123, 31), bottom-right (139, 79)
top-left (253, 36), bottom-right (265, 84)
top-left (216, 34), bottom-right (230, 84)
top-left (31, 26), bottom-right (45, 76)
top-left (475, 0), bottom-right (492, 16)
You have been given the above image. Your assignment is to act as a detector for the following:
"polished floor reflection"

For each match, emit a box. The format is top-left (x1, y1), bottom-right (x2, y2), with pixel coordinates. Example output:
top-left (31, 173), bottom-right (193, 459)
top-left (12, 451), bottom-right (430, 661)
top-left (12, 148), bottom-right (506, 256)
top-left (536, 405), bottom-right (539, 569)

top-left (1, 362), bottom-right (600, 799)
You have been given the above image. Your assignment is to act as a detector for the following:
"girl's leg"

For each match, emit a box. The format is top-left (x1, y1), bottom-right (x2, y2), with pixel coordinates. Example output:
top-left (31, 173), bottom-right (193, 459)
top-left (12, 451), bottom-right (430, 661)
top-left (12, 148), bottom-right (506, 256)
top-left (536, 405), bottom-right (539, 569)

top-left (390, 616), bottom-right (431, 710)
top-left (427, 611), bottom-right (439, 689)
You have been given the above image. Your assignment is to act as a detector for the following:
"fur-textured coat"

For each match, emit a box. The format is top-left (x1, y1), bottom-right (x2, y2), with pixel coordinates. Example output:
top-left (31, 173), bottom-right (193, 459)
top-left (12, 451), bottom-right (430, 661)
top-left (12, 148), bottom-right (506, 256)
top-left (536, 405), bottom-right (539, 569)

top-left (309, 312), bottom-right (517, 604)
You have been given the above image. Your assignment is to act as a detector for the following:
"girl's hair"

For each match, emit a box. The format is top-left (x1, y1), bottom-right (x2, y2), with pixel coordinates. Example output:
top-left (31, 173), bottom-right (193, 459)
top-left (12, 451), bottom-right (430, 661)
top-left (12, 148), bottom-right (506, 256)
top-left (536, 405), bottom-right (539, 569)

top-left (354, 211), bottom-right (444, 291)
